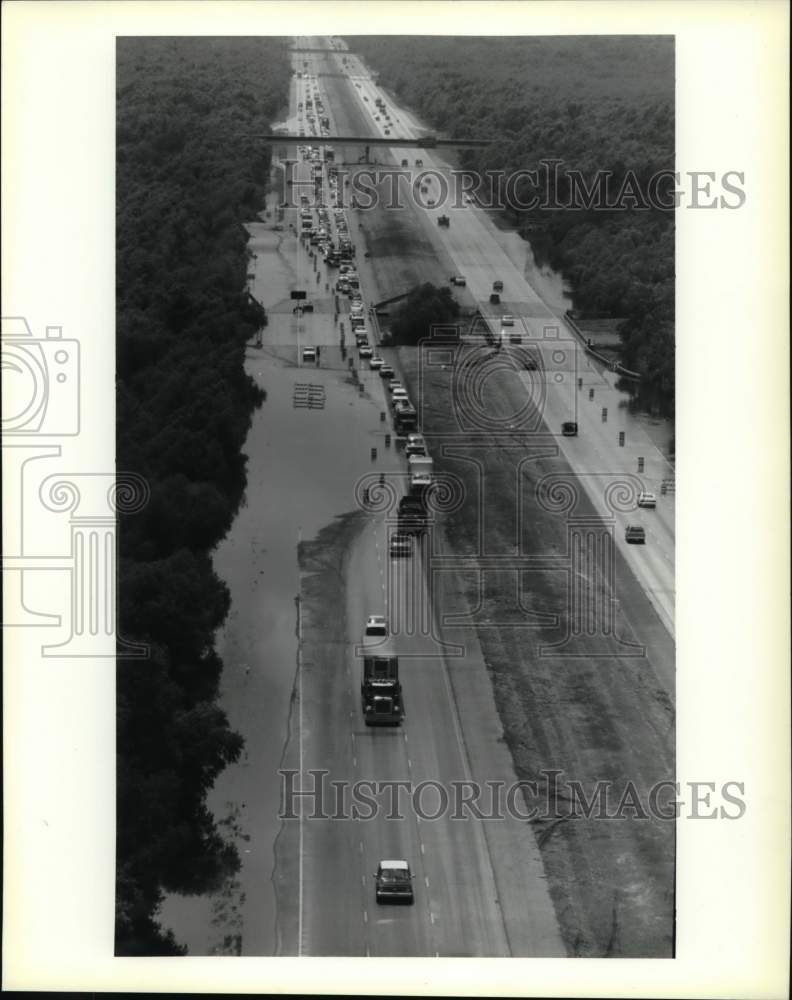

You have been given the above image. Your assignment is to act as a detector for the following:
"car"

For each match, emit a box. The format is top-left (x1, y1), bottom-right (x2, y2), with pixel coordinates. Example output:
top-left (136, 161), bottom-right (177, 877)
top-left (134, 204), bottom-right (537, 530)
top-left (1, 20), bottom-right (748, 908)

top-left (625, 525), bottom-right (646, 544)
top-left (449, 275), bottom-right (466, 286)
top-left (388, 380), bottom-right (404, 394)
top-left (379, 364), bottom-right (395, 378)
top-left (493, 280), bottom-right (504, 291)
top-left (415, 158), bottom-right (423, 167)
top-left (384, 129), bottom-right (390, 135)
top-left (427, 199), bottom-right (435, 207)
top-left (391, 388), bottom-right (409, 404)
top-left (637, 491), bottom-right (657, 508)
top-left (358, 344), bottom-right (373, 359)
top-left (375, 860), bottom-right (415, 903)
top-left (406, 433), bottom-right (427, 456)
top-left (401, 159), bottom-right (408, 167)
top-left (524, 355), bottom-right (539, 371)
top-left (301, 346), bottom-right (316, 363)
top-left (389, 535), bottom-right (412, 559)
top-left (489, 293), bottom-right (501, 304)
top-left (501, 314), bottom-right (515, 326)
top-left (561, 421), bottom-right (578, 436)
top-left (365, 615), bottom-right (388, 637)
top-left (508, 331), bottom-right (521, 344)
top-left (369, 356), bottom-right (384, 370)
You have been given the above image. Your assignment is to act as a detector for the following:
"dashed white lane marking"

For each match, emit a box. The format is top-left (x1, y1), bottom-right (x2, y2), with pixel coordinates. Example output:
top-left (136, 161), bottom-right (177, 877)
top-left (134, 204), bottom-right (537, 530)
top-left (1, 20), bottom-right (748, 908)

top-left (407, 758), bottom-right (412, 769)
top-left (420, 843), bottom-right (425, 856)
top-left (430, 911), bottom-right (436, 924)
top-left (425, 876), bottom-right (430, 889)
top-left (352, 756), bottom-right (357, 768)
top-left (363, 910), bottom-right (368, 924)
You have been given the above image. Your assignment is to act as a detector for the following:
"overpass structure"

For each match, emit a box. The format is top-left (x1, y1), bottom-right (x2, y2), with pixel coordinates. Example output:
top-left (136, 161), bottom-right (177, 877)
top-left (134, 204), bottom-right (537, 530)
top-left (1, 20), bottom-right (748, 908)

top-left (251, 133), bottom-right (494, 162)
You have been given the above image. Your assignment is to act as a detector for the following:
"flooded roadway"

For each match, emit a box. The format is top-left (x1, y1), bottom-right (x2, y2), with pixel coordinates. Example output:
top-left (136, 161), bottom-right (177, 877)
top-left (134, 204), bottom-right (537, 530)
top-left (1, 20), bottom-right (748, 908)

top-left (157, 208), bottom-right (392, 953)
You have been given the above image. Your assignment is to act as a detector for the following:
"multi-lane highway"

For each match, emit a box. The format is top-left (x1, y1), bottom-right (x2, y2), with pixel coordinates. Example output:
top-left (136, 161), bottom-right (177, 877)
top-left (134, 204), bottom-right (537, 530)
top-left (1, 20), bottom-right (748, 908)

top-left (271, 37), bottom-right (674, 958)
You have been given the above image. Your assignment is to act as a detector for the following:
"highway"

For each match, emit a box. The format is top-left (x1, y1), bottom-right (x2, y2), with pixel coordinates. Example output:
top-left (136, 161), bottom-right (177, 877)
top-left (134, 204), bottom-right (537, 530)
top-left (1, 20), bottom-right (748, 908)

top-left (337, 46), bottom-right (676, 640)
top-left (273, 38), bottom-right (674, 958)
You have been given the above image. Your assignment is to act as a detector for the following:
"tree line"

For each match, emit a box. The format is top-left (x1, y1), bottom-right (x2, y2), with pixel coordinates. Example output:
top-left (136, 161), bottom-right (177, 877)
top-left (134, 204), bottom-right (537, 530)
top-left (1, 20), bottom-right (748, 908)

top-left (116, 36), bottom-right (289, 954)
top-left (352, 35), bottom-right (675, 417)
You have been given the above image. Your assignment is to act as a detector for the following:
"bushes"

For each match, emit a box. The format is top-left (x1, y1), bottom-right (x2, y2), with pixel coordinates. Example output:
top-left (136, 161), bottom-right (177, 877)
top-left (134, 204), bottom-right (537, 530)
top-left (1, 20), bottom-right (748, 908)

top-left (390, 283), bottom-right (461, 345)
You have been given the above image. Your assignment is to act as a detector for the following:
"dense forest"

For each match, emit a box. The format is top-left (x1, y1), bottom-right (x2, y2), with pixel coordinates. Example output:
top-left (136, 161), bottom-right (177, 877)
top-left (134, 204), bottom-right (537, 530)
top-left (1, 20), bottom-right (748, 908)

top-left (116, 36), bottom-right (289, 954)
top-left (352, 36), bottom-right (675, 417)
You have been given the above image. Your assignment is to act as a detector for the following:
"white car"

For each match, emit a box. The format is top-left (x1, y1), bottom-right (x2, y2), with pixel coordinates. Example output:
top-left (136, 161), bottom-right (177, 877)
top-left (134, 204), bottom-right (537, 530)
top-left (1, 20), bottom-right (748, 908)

top-left (369, 356), bottom-right (384, 370)
top-left (391, 388), bottom-right (409, 404)
top-left (365, 615), bottom-right (388, 637)
top-left (637, 491), bottom-right (657, 508)
top-left (388, 380), bottom-right (404, 395)
top-left (501, 314), bottom-right (515, 326)
top-left (358, 344), bottom-right (373, 359)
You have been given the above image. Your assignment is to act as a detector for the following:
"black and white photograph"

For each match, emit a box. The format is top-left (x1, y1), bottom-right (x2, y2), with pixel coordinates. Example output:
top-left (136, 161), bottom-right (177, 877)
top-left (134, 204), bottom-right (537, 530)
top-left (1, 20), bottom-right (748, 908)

top-left (2, 2), bottom-right (789, 995)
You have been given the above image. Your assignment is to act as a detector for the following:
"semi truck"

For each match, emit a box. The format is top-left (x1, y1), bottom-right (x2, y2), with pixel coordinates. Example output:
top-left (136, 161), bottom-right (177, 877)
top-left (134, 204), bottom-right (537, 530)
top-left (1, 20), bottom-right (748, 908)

top-left (361, 636), bottom-right (403, 725)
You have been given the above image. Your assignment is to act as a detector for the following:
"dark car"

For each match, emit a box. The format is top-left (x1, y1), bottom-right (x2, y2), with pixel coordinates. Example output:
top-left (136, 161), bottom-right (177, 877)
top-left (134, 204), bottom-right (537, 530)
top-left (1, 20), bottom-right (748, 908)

top-left (561, 421), bottom-right (578, 436)
top-left (625, 525), bottom-right (646, 544)
top-left (374, 860), bottom-right (414, 903)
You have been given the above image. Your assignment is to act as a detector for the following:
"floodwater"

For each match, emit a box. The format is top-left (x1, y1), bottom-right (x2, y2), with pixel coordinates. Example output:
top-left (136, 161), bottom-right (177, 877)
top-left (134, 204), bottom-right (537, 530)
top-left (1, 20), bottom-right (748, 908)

top-left (157, 217), bottom-right (394, 954)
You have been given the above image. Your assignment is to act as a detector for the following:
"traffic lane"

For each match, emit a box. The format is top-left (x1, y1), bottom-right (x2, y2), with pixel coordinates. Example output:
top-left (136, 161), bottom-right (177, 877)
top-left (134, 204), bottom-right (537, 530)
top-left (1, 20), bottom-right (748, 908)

top-left (361, 525), bottom-right (511, 957)
top-left (345, 439), bottom-right (513, 956)
top-left (355, 731), bottom-right (432, 956)
top-left (372, 518), bottom-right (514, 956)
top-left (346, 519), bottom-right (435, 956)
